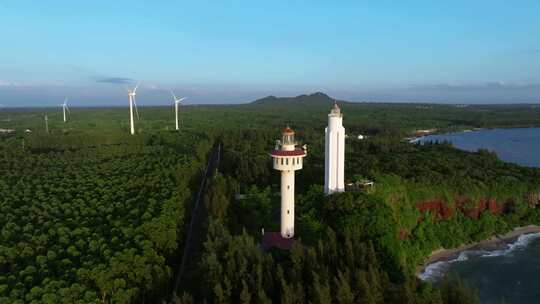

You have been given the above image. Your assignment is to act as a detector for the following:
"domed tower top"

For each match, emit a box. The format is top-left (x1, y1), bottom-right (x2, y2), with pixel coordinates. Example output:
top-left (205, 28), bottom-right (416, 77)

top-left (330, 101), bottom-right (342, 116)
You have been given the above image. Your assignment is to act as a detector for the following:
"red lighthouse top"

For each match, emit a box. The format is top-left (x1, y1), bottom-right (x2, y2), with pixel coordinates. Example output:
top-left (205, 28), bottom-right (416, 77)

top-left (282, 126), bottom-right (295, 135)
top-left (270, 125), bottom-right (307, 157)
top-left (281, 126), bottom-right (296, 146)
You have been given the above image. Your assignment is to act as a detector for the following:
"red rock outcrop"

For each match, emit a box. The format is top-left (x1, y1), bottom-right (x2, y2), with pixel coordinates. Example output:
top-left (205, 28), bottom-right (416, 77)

top-left (416, 196), bottom-right (501, 220)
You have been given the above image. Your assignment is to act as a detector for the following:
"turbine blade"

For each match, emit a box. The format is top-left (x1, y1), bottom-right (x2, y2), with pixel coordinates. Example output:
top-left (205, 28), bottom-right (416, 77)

top-left (133, 83), bottom-right (139, 94)
top-left (170, 90), bottom-right (177, 101)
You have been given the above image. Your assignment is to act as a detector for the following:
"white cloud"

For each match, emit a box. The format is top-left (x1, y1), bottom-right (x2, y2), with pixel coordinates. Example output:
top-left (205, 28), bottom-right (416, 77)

top-left (410, 82), bottom-right (540, 91)
top-left (144, 84), bottom-right (160, 90)
top-left (0, 80), bottom-right (16, 86)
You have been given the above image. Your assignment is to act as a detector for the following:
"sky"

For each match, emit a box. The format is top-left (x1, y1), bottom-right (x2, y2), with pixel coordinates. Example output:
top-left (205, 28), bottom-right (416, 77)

top-left (1, 0), bottom-right (540, 106)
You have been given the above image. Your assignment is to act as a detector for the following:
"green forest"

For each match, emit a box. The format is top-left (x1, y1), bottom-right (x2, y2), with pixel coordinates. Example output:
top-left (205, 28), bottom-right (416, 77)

top-left (1, 93), bottom-right (540, 303)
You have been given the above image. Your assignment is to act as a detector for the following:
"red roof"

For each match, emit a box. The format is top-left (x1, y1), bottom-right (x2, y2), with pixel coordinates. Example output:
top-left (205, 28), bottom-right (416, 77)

top-left (261, 232), bottom-right (295, 250)
top-left (270, 149), bottom-right (305, 156)
top-left (282, 126), bottom-right (295, 134)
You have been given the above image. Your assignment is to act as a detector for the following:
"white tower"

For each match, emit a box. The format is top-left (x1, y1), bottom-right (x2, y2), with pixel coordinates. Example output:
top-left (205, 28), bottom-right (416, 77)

top-left (44, 115), bottom-right (49, 134)
top-left (324, 102), bottom-right (345, 194)
top-left (61, 97), bottom-right (69, 123)
top-left (127, 84), bottom-right (139, 135)
top-left (170, 90), bottom-right (186, 131)
top-left (270, 127), bottom-right (307, 238)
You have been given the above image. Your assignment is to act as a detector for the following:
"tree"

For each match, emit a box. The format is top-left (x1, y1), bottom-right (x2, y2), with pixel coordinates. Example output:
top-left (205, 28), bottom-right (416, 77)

top-left (333, 271), bottom-right (354, 304)
top-left (239, 280), bottom-right (251, 304)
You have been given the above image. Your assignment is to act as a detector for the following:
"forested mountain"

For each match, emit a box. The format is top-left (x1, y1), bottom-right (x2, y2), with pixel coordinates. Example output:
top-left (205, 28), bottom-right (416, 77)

top-left (251, 92), bottom-right (338, 106)
top-left (1, 97), bottom-right (540, 303)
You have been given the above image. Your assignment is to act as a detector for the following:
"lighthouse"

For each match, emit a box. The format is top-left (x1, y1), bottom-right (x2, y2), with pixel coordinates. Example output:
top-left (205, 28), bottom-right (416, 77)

top-left (324, 102), bottom-right (345, 194)
top-left (270, 127), bottom-right (307, 239)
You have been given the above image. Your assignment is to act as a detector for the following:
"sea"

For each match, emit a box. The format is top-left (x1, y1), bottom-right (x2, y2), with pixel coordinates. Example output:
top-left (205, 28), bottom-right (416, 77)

top-left (417, 128), bottom-right (540, 304)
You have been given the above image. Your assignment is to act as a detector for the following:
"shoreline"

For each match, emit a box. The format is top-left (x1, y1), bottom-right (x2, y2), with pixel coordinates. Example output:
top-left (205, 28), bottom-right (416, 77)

top-left (416, 225), bottom-right (540, 276)
top-left (406, 125), bottom-right (540, 144)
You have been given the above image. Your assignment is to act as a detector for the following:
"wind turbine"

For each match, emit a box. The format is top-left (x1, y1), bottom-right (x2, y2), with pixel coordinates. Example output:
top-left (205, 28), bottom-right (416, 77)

top-left (44, 115), bottom-right (49, 134)
top-left (60, 97), bottom-right (70, 122)
top-left (127, 84), bottom-right (140, 135)
top-left (170, 90), bottom-right (186, 130)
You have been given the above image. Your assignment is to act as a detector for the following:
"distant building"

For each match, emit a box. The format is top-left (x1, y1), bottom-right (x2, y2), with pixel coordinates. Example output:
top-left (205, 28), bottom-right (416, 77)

top-left (0, 128), bottom-right (15, 134)
top-left (347, 178), bottom-right (375, 193)
top-left (414, 128), bottom-right (437, 136)
top-left (358, 179), bottom-right (374, 189)
top-left (324, 103), bottom-right (345, 194)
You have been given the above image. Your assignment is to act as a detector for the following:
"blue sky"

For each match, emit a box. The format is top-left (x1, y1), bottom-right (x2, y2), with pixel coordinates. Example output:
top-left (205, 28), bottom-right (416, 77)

top-left (1, 0), bottom-right (539, 106)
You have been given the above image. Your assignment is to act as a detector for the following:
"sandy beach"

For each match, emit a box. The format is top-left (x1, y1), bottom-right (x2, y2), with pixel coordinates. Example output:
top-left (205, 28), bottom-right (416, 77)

top-left (417, 225), bottom-right (540, 275)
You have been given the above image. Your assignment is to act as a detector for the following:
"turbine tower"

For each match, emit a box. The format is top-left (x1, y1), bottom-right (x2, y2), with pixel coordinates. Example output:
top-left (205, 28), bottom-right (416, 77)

top-left (127, 84), bottom-right (140, 135)
top-left (170, 90), bottom-right (186, 131)
top-left (324, 102), bottom-right (345, 194)
top-left (61, 97), bottom-right (70, 122)
top-left (270, 127), bottom-right (307, 238)
top-left (44, 115), bottom-right (49, 134)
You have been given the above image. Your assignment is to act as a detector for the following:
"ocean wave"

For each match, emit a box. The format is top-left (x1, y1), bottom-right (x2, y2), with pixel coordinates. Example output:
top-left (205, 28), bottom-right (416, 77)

top-left (482, 232), bottom-right (540, 258)
top-left (409, 137), bottom-right (424, 144)
top-left (419, 250), bottom-right (483, 281)
top-left (418, 232), bottom-right (540, 281)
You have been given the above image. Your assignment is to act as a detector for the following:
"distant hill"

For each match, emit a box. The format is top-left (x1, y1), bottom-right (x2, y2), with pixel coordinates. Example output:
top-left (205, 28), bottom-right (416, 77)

top-left (250, 92), bottom-right (344, 106)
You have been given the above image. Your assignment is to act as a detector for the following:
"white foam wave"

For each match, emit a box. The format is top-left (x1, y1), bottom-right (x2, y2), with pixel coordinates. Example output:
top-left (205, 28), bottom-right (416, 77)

top-left (409, 137), bottom-right (424, 144)
top-left (419, 250), bottom-right (482, 281)
top-left (418, 260), bottom-right (448, 281)
top-left (418, 232), bottom-right (540, 281)
top-left (482, 232), bottom-right (540, 258)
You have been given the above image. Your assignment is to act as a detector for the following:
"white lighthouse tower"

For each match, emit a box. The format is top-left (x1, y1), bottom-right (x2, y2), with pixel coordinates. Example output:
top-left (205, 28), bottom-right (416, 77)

top-left (324, 102), bottom-right (345, 194)
top-left (270, 127), bottom-right (307, 239)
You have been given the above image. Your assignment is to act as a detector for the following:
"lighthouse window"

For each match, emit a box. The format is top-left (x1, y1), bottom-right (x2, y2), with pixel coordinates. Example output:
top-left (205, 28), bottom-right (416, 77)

top-left (287, 185), bottom-right (290, 190)
top-left (287, 210), bottom-right (290, 214)
top-left (292, 158), bottom-right (295, 165)
top-left (286, 158), bottom-right (288, 165)
top-left (281, 158), bottom-right (283, 165)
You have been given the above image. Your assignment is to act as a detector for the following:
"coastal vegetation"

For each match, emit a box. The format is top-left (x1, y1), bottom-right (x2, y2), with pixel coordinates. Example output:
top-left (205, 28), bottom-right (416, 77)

top-left (183, 95), bottom-right (540, 303)
top-left (1, 93), bottom-right (540, 303)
